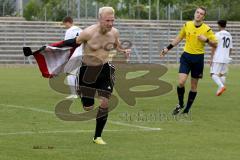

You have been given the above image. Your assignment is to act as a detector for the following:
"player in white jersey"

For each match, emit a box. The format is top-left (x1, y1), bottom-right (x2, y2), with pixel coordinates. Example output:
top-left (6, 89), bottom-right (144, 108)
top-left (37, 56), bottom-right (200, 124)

top-left (63, 17), bottom-right (83, 99)
top-left (210, 20), bottom-right (233, 96)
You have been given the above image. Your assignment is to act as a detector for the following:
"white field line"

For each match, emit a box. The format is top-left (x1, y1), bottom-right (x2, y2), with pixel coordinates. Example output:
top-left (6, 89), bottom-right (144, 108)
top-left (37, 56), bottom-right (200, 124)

top-left (0, 129), bottom-right (160, 136)
top-left (108, 120), bottom-right (161, 131)
top-left (0, 103), bottom-right (161, 131)
top-left (0, 129), bottom-right (117, 136)
top-left (0, 104), bottom-right (54, 114)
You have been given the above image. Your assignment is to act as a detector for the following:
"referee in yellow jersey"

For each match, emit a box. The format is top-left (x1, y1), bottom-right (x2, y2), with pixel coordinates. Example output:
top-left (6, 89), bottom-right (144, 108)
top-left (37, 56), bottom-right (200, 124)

top-left (160, 7), bottom-right (217, 115)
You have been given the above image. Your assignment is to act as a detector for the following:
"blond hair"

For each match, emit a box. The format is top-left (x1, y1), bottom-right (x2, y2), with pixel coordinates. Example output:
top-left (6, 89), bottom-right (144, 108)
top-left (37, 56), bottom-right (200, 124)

top-left (98, 7), bottom-right (115, 17)
top-left (197, 6), bottom-right (207, 15)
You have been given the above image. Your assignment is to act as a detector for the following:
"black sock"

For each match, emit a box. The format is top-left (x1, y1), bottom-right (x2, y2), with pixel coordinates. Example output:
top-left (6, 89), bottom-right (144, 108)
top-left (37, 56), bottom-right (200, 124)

top-left (177, 86), bottom-right (185, 107)
top-left (183, 91), bottom-right (197, 113)
top-left (94, 107), bottom-right (108, 139)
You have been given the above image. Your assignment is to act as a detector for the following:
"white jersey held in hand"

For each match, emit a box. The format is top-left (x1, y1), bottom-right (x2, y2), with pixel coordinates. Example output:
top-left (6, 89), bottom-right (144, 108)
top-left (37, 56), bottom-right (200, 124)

top-left (213, 30), bottom-right (233, 64)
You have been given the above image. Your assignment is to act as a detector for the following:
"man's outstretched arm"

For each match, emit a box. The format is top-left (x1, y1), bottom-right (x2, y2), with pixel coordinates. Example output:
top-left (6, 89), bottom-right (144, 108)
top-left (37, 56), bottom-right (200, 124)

top-left (160, 36), bottom-right (183, 57)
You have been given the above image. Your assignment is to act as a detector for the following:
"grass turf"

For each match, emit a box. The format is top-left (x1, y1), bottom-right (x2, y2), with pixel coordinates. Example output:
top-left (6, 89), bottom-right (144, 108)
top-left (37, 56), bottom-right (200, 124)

top-left (0, 65), bottom-right (239, 160)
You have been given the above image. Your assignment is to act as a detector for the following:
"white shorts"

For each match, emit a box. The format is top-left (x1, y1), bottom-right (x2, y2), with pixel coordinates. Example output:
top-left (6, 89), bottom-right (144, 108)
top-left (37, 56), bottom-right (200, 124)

top-left (210, 62), bottom-right (228, 75)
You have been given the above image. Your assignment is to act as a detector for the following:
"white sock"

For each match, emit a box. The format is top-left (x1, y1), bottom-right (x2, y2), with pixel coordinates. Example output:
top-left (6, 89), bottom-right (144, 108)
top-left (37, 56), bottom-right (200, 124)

top-left (67, 75), bottom-right (77, 95)
top-left (212, 74), bottom-right (224, 88)
top-left (220, 76), bottom-right (226, 85)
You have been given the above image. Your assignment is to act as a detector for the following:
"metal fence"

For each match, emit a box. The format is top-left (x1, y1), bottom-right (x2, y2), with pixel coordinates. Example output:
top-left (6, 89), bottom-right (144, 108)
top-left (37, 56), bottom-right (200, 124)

top-left (2, 17), bottom-right (239, 64)
top-left (1, 0), bottom-right (240, 64)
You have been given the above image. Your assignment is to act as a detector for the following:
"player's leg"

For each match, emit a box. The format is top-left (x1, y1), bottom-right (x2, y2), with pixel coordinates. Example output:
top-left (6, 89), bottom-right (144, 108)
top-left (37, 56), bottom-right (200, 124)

top-left (81, 96), bottom-right (94, 111)
top-left (66, 74), bottom-right (78, 99)
top-left (173, 73), bottom-right (188, 115)
top-left (212, 73), bottom-right (224, 88)
top-left (182, 54), bottom-right (203, 114)
top-left (173, 52), bottom-right (190, 115)
top-left (93, 63), bottom-right (114, 144)
top-left (220, 74), bottom-right (226, 84)
top-left (177, 73), bottom-right (188, 106)
top-left (216, 63), bottom-right (228, 96)
top-left (93, 96), bottom-right (109, 145)
top-left (219, 63), bottom-right (228, 84)
top-left (211, 63), bottom-right (225, 95)
top-left (211, 63), bottom-right (227, 96)
top-left (78, 65), bottom-right (96, 110)
top-left (80, 87), bottom-right (105, 141)
top-left (79, 82), bottom-right (95, 111)
top-left (182, 78), bottom-right (198, 113)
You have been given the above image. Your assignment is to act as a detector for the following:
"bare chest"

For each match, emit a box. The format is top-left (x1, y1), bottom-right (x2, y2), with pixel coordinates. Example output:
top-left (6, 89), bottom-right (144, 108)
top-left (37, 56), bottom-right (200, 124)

top-left (86, 33), bottom-right (116, 51)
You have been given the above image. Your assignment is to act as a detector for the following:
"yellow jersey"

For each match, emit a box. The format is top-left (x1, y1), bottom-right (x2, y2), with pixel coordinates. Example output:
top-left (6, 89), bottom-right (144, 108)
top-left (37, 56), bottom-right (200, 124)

top-left (178, 21), bottom-right (217, 54)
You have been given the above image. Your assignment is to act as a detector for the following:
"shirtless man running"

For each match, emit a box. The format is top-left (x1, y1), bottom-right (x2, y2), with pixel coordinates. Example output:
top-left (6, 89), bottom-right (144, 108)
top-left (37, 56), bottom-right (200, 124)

top-left (75, 6), bottom-right (131, 144)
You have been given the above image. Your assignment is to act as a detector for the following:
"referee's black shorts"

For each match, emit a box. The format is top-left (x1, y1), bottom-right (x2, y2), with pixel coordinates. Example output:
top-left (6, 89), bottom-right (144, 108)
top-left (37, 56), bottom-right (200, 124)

top-left (179, 52), bottom-right (204, 79)
top-left (78, 62), bottom-right (115, 107)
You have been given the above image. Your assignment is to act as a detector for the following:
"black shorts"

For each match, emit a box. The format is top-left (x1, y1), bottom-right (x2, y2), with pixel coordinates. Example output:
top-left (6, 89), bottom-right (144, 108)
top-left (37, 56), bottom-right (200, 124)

top-left (179, 52), bottom-right (204, 79)
top-left (78, 62), bottom-right (115, 107)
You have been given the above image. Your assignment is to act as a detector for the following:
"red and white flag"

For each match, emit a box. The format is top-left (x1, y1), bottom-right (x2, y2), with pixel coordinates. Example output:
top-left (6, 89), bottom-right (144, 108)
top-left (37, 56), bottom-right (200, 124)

top-left (23, 40), bottom-right (82, 78)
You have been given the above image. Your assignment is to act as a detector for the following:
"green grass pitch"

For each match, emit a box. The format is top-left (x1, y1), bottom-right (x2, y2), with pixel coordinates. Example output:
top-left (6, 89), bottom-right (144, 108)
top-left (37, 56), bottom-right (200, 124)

top-left (0, 65), bottom-right (239, 160)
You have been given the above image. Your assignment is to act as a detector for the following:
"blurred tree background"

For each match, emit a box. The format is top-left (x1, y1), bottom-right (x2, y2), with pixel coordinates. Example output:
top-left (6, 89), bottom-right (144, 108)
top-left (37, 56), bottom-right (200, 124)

top-left (0, 0), bottom-right (16, 16)
top-left (18, 0), bottom-right (240, 21)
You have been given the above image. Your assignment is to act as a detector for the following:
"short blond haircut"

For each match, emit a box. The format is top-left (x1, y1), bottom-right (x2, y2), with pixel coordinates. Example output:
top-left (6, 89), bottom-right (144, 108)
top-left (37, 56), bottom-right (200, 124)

top-left (98, 7), bottom-right (115, 17)
top-left (197, 6), bottom-right (207, 15)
